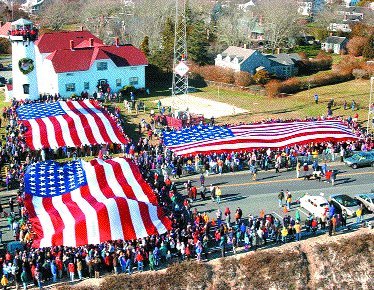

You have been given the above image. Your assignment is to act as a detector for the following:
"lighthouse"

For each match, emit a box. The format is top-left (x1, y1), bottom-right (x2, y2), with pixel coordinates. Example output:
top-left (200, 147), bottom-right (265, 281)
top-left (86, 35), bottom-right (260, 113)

top-left (9, 18), bottom-right (39, 100)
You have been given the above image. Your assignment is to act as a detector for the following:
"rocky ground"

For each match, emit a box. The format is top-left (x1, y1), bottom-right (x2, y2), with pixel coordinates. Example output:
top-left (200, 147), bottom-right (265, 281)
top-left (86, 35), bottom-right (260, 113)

top-left (54, 227), bottom-right (373, 290)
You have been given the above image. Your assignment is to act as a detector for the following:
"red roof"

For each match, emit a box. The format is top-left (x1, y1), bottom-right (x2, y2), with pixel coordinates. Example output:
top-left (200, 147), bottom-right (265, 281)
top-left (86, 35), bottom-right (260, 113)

top-left (46, 45), bottom-right (148, 73)
top-left (35, 31), bottom-right (103, 53)
top-left (0, 22), bottom-right (11, 37)
top-left (6, 84), bottom-right (13, 91)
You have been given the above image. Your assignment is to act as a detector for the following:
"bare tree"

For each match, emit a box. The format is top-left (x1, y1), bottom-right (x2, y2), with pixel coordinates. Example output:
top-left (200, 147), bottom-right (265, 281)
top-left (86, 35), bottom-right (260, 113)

top-left (313, 2), bottom-right (340, 29)
top-left (255, 0), bottom-right (302, 52)
top-left (79, 0), bottom-right (120, 43)
top-left (215, 9), bottom-right (255, 48)
top-left (38, 0), bottom-right (82, 31)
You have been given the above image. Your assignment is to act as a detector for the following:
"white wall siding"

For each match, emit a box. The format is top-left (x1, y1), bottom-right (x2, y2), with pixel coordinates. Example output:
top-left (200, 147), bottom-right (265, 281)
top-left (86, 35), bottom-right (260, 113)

top-left (11, 40), bottom-right (39, 100)
top-left (56, 59), bottom-right (146, 98)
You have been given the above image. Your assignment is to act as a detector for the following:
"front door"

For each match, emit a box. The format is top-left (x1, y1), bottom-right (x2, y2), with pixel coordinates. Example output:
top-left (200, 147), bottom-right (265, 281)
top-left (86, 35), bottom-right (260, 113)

top-left (23, 84), bottom-right (30, 94)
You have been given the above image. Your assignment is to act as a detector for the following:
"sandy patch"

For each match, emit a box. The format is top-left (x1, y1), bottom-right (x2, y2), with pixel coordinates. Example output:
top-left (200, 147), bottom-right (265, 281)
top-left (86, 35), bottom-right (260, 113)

top-left (155, 95), bottom-right (248, 119)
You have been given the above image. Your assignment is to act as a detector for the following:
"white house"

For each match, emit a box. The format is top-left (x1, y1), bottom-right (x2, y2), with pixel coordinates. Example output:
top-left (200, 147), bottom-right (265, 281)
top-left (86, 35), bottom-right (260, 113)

top-left (321, 36), bottom-right (348, 54)
top-left (215, 46), bottom-right (300, 78)
top-left (328, 22), bottom-right (352, 33)
top-left (298, 1), bottom-right (313, 16)
top-left (0, 18), bottom-right (148, 100)
top-left (19, 0), bottom-right (46, 14)
top-left (215, 46), bottom-right (260, 72)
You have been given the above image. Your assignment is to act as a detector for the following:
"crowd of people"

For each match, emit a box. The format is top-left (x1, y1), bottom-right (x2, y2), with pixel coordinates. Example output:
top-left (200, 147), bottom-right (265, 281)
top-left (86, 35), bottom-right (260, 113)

top-left (0, 93), bottom-right (372, 289)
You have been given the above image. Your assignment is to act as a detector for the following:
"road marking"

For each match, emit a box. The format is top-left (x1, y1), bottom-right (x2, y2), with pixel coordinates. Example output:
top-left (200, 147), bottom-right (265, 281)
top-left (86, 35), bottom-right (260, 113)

top-left (218, 171), bottom-right (374, 188)
top-left (272, 211), bottom-right (283, 219)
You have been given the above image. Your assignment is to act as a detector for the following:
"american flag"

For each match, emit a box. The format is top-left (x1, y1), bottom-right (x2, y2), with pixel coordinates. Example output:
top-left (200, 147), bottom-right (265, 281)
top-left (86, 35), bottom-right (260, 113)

top-left (24, 158), bottom-right (172, 248)
top-left (163, 120), bottom-right (359, 156)
top-left (16, 100), bottom-right (128, 150)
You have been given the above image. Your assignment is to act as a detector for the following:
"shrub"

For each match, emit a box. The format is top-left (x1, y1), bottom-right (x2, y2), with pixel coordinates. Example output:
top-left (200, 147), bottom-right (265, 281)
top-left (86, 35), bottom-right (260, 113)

top-left (280, 77), bottom-right (304, 94)
top-left (191, 65), bottom-right (235, 84)
top-left (333, 55), bottom-right (361, 75)
top-left (234, 71), bottom-right (253, 87)
top-left (347, 36), bottom-right (369, 57)
top-left (265, 80), bottom-right (282, 97)
top-left (0, 38), bottom-right (11, 54)
top-left (362, 34), bottom-right (374, 60)
top-left (253, 70), bottom-right (270, 85)
top-left (352, 68), bottom-right (369, 79)
top-left (299, 53), bottom-right (333, 74)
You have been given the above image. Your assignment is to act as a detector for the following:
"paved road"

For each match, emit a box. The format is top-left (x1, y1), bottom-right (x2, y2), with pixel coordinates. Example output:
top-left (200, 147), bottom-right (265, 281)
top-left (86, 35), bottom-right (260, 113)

top-left (176, 164), bottom-right (374, 221)
top-left (0, 164), bottom-right (373, 247)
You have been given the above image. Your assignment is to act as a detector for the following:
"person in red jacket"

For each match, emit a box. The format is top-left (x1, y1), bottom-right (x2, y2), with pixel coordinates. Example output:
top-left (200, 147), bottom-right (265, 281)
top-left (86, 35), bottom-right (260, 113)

top-left (68, 260), bottom-right (75, 282)
top-left (135, 250), bottom-right (144, 272)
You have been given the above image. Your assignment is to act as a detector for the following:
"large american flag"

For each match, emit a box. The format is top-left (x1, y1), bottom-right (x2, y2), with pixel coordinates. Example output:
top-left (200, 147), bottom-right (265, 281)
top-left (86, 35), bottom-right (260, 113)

top-left (24, 157), bottom-right (172, 248)
top-left (163, 120), bottom-right (359, 156)
top-left (17, 100), bottom-right (128, 150)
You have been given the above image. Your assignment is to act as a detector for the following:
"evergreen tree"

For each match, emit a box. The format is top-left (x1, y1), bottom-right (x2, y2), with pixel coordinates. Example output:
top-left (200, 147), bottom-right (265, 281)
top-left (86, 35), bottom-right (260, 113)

top-left (140, 35), bottom-right (150, 57)
top-left (188, 18), bottom-right (209, 65)
top-left (185, 5), bottom-right (210, 65)
top-left (151, 17), bottom-right (175, 72)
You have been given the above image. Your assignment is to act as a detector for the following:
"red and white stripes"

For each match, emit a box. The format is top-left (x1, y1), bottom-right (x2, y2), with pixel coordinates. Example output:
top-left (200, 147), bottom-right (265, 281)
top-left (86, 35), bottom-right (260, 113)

top-left (167, 120), bottom-right (359, 156)
top-left (21, 100), bottom-right (127, 150)
top-left (25, 158), bottom-right (172, 248)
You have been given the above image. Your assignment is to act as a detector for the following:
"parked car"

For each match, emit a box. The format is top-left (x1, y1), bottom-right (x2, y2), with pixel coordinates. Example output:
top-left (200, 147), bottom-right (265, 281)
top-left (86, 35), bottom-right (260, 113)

top-left (329, 194), bottom-right (360, 217)
top-left (355, 193), bottom-right (374, 212)
top-left (299, 193), bottom-right (329, 218)
top-left (343, 151), bottom-right (374, 169)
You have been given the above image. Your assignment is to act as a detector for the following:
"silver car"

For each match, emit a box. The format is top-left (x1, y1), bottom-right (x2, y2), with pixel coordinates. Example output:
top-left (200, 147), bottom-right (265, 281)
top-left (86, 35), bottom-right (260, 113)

top-left (329, 194), bottom-right (360, 217)
top-left (355, 193), bottom-right (374, 212)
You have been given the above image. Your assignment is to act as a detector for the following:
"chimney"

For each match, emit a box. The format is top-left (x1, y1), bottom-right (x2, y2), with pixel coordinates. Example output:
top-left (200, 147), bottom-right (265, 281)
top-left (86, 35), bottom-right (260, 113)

top-left (70, 40), bottom-right (75, 51)
top-left (244, 44), bottom-right (247, 49)
top-left (329, 32), bottom-right (333, 37)
top-left (0, 21), bottom-right (3, 27)
top-left (276, 48), bottom-right (280, 54)
top-left (89, 38), bottom-right (94, 47)
top-left (80, 25), bottom-right (84, 31)
top-left (115, 37), bottom-right (119, 47)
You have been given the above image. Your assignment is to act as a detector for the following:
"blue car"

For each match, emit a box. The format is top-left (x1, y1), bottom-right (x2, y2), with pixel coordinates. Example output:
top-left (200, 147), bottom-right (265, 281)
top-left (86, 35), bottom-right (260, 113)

top-left (343, 151), bottom-right (374, 169)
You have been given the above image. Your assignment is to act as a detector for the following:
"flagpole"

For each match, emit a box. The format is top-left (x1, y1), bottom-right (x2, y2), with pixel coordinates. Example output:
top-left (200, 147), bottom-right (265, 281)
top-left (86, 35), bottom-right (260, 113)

top-left (367, 76), bottom-right (374, 135)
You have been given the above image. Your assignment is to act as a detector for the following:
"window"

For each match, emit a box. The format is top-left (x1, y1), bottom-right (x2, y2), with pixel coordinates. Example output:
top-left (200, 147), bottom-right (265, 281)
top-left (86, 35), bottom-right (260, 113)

top-left (23, 84), bottom-right (29, 94)
top-left (66, 83), bottom-right (76, 92)
top-left (116, 79), bottom-right (121, 87)
top-left (129, 77), bottom-right (138, 85)
top-left (66, 73), bottom-right (74, 76)
top-left (97, 62), bottom-right (108, 71)
top-left (84, 82), bottom-right (90, 90)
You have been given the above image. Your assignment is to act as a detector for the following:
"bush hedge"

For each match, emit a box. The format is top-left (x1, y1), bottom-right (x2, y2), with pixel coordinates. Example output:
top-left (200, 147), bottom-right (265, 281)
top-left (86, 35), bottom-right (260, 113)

top-left (265, 55), bottom-right (370, 97)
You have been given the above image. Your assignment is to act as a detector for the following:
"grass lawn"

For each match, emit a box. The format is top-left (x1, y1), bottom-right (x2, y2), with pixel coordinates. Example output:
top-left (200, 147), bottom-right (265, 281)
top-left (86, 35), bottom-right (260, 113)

top-left (179, 79), bottom-right (372, 129)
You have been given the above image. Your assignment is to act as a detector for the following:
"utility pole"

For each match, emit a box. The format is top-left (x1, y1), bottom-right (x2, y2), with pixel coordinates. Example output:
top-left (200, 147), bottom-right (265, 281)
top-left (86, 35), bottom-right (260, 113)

top-left (171, 0), bottom-right (189, 102)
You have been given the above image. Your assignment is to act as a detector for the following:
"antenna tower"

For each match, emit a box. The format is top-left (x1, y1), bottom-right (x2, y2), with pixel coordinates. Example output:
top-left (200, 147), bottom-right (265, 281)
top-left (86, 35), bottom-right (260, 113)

top-left (172, 0), bottom-right (189, 99)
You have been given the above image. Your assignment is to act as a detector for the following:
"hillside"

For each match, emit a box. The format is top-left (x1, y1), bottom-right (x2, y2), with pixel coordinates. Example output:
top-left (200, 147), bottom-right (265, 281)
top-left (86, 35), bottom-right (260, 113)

top-left (58, 227), bottom-right (373, 290)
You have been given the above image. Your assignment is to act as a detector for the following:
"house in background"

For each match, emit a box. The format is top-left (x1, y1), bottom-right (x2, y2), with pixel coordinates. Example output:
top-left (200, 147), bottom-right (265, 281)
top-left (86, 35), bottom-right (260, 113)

top-left (298, 1), bottom-right (313, 16)
top-left (0, 18), bottom-right (147, 100)
top-left (215, 46), bottom-right (264, 74)
top-left (328, 22), bottom-right (352, 33)
top-left (262, 53), bottom-right (301, 78)
top-left (215, 46), bottom-right (300, 79)
top-left (321, 36), bottom-right (348, 54)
